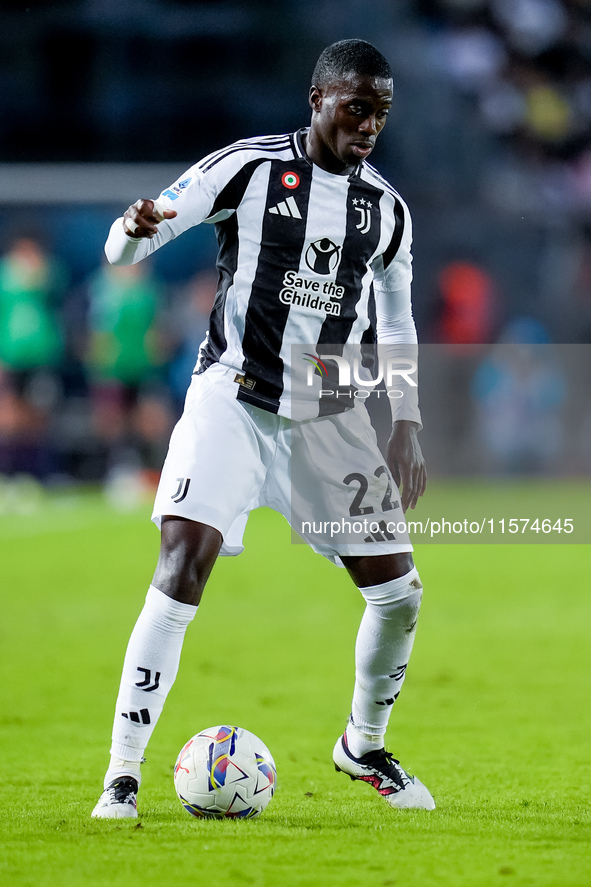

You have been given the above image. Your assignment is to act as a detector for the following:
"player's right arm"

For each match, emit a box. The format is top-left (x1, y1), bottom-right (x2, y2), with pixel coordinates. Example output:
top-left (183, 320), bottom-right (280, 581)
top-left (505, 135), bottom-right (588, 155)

top-left (104, 148), bottom-right (247, 266)
top-left (103, 199), bottom-right (178, 266)
top-left (104, 164), bottom-right (213, 266)
top-left (123, 198), bottom-right (178, 239)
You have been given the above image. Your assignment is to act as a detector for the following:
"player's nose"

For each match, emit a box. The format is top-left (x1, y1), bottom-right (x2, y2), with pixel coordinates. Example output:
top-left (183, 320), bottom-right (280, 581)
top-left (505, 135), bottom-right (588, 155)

top-left (358, 115), bottom-right (379, 136)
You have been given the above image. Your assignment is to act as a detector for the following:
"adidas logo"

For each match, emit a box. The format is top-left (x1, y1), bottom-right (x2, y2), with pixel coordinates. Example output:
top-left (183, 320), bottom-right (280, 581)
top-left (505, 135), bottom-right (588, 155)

top-left (376, 691), bottom-right (400, 706)
top-left (269, 196), bottom-right (302, 219)
top-left (122, 708), bottom-right (151, 724)
top-left (364, 520), bottom-right (397, 543)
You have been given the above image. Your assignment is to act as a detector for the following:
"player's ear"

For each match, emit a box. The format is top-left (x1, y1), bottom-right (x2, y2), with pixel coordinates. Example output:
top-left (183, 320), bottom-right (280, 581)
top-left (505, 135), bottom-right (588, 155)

top-left (309, 85), bottom-right (323, 112)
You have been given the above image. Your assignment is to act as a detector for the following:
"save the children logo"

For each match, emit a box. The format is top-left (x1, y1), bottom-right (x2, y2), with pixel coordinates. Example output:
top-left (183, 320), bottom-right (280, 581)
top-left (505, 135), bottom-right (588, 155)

top-left (279, 271), bottom-right (344, 315)
top-left (304, 238), bottom-right (341, 274)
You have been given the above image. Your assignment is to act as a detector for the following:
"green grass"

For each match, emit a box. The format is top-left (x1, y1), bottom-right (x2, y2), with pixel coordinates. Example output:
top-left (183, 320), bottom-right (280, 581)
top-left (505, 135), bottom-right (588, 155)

top-left (1, 484), bottom-right (590, 887)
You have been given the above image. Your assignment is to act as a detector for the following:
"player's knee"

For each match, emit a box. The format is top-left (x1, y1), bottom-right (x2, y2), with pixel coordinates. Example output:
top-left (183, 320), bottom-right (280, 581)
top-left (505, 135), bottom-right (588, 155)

top-left (361, 567), bottom-right (423, 624)
top-left (395, 587), bottom-right (423, 632)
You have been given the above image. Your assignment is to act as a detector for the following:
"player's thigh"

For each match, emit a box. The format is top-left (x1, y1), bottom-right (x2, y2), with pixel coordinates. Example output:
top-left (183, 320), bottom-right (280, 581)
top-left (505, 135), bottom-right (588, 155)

top-left (153, 367), bottom-right (269, 538)
top-left (290, 406), bottom-right (412, 557)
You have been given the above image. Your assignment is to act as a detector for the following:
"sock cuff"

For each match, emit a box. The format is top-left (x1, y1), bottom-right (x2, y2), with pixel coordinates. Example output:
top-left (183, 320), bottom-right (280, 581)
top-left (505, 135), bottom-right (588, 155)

top-left (145, 585), bottom-right (198, 625)
top-left (347, 717), bottom-right (384, 743)
top-left (110, 741), bottom-right (145, 763)
top-left (358, 567), bottom-right (422, 606)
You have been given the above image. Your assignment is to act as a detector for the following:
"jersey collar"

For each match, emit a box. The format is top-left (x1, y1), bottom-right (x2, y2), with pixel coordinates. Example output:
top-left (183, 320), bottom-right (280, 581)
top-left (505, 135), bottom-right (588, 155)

top-left (295, 128), bottom-right (363, 179)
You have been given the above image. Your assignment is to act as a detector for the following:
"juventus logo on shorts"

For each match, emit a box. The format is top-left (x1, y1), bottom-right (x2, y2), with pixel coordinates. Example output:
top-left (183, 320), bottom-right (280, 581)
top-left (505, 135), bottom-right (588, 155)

top-left (171, 477), bottom-right (191, 503)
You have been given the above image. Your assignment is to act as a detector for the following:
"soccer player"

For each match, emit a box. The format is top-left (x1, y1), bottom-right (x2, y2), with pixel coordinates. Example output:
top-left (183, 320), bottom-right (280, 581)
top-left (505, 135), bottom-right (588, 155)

top-left (92, 39), bottom-right (435, 818)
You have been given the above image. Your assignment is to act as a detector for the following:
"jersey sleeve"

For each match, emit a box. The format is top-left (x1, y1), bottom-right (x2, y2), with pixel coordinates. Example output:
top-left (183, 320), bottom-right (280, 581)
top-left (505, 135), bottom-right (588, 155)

top-left (373, 194), bottom-right (413, 294)
top-left (373, 197), bottom-right (421, 427)
top-left (375, 283), bottom-right (417, 345)
top-left (104, 148), bottom-right (248, 266)
top-left (376, 303), bottom-right (422, 428)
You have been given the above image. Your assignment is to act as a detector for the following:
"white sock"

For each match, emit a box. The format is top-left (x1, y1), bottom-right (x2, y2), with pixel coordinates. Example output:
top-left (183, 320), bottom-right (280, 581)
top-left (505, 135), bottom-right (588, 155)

top-left (104, 585), bottom-right (197, 789)
top-left (345, 720), bottom-right (385, 759)
top-left (348, 568), bottom-right (423, 757)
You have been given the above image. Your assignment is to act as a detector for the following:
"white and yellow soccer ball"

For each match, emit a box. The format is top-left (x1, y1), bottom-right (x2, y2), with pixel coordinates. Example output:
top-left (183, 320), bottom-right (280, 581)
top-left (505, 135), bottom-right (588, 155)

top-left (173, 725), bottom-right (277, 819)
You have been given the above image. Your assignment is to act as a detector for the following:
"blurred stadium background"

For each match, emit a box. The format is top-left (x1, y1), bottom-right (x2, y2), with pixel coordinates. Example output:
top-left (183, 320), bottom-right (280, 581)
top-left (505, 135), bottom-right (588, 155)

top-left (2, 10), bottom-right (590, 883)
top-left (0, 0), bottom-right (590, 497)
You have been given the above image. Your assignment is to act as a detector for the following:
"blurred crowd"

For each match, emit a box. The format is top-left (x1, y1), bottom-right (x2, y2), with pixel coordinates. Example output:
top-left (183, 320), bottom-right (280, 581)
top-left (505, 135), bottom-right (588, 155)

top-left (0, 229), bottom-right (589, 489)
top-left (1, 0), bottom-right (590, 488)
top-left (384, 0), bottom-right (591, 343)
top-left (423, 0), bottom-right (591, 219)
top-left (0, 232), bottom-right (216, 488)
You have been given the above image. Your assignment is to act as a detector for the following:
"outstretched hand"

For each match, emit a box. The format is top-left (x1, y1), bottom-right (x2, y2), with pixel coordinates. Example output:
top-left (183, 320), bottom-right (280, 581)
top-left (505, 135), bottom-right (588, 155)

top-left (386, 420), bottom-right (427, 512)
top-left (123, 199), bottom-right (177, 238)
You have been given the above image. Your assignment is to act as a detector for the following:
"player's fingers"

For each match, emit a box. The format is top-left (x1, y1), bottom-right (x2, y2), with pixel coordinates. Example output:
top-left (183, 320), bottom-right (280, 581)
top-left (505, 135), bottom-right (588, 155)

top-left (390, 456), bottom-right (401, 489)
top-left (418, 462), bottom-right (427, 498)
top-left (406, 477), bottom-right (420, 510)
top-left (147, 199), bottom-right (177, 223)
top-left (406, 484), bottom-right (420, 512)
top-left (135, 198), bottom-right (164, 225)
top-left (124, 217), bottom-right (157, 238)
top-left (124, 216), bottom-right (140, 235)
top-left (403, 459), bottom-right (425, 511)
top-left (399, 465), bottom-right (413, 512)
top-left (416, 465), bottom-right (427, 507)
top-left (411, 463), bottom-right (423, 510)
top-left (123, 200), bottom-right (159, 237)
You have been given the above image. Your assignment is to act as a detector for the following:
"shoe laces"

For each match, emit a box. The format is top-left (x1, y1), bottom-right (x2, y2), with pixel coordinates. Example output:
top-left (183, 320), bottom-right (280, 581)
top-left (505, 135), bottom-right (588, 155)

top-left (360, 749), bottom-right (410, 789)
top-left (107, 776), bottom-right (138, 802)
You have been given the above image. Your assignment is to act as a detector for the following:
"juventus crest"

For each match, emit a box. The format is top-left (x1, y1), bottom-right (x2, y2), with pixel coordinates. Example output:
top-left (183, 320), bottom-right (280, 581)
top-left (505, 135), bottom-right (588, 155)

top-left (171, 477), bottom-right (191, 503)
top-left (352, 197), bottom-right (373, 234)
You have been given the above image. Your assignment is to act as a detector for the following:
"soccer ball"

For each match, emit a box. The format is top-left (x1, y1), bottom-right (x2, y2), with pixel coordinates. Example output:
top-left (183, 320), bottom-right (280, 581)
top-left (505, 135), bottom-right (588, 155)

top-left (173, 725), bottom-right (277, 819)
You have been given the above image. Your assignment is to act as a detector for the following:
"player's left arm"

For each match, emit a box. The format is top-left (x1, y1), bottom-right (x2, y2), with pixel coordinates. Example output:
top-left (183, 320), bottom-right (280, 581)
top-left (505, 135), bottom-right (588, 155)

top-left (374, 197), bottom-right (426, 511)
top-left (375, 283), bottom-right (426, 511)
top-left (385, 417), bottom-right (426, 512)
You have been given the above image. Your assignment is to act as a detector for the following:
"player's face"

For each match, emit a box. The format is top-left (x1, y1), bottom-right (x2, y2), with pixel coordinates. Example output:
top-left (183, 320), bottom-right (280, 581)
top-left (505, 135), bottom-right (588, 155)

top-left (308, 73), bottom-right (393, 174)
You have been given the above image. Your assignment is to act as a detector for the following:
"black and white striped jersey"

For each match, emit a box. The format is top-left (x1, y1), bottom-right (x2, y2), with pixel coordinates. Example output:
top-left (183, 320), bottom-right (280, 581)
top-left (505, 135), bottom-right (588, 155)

top-left (105, 129), bottom-right (415, 418)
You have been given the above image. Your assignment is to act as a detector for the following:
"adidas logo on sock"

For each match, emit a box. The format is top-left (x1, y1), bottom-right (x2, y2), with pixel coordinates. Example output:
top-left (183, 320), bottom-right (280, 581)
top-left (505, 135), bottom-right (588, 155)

top-left (122, 708), bottom-right (151, 724)
top-left (269, 196), bottom-right (302, 218)
top-left (376, 691), bottom-right (400, 706)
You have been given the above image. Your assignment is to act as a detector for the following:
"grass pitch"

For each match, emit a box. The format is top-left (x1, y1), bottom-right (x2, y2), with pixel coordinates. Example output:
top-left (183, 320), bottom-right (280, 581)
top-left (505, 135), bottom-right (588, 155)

top-left (1, 484), bottom-right (590, 887)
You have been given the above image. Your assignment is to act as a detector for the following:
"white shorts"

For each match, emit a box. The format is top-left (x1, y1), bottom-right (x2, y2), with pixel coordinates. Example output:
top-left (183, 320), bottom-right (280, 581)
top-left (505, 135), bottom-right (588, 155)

top-left (152, 363), bottom-right (412, 563)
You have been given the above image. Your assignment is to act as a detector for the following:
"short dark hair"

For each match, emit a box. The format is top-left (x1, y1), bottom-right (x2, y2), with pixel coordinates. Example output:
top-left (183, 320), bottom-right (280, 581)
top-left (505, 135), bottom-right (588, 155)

top-left (311, 39), bottom-right (393, 88)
